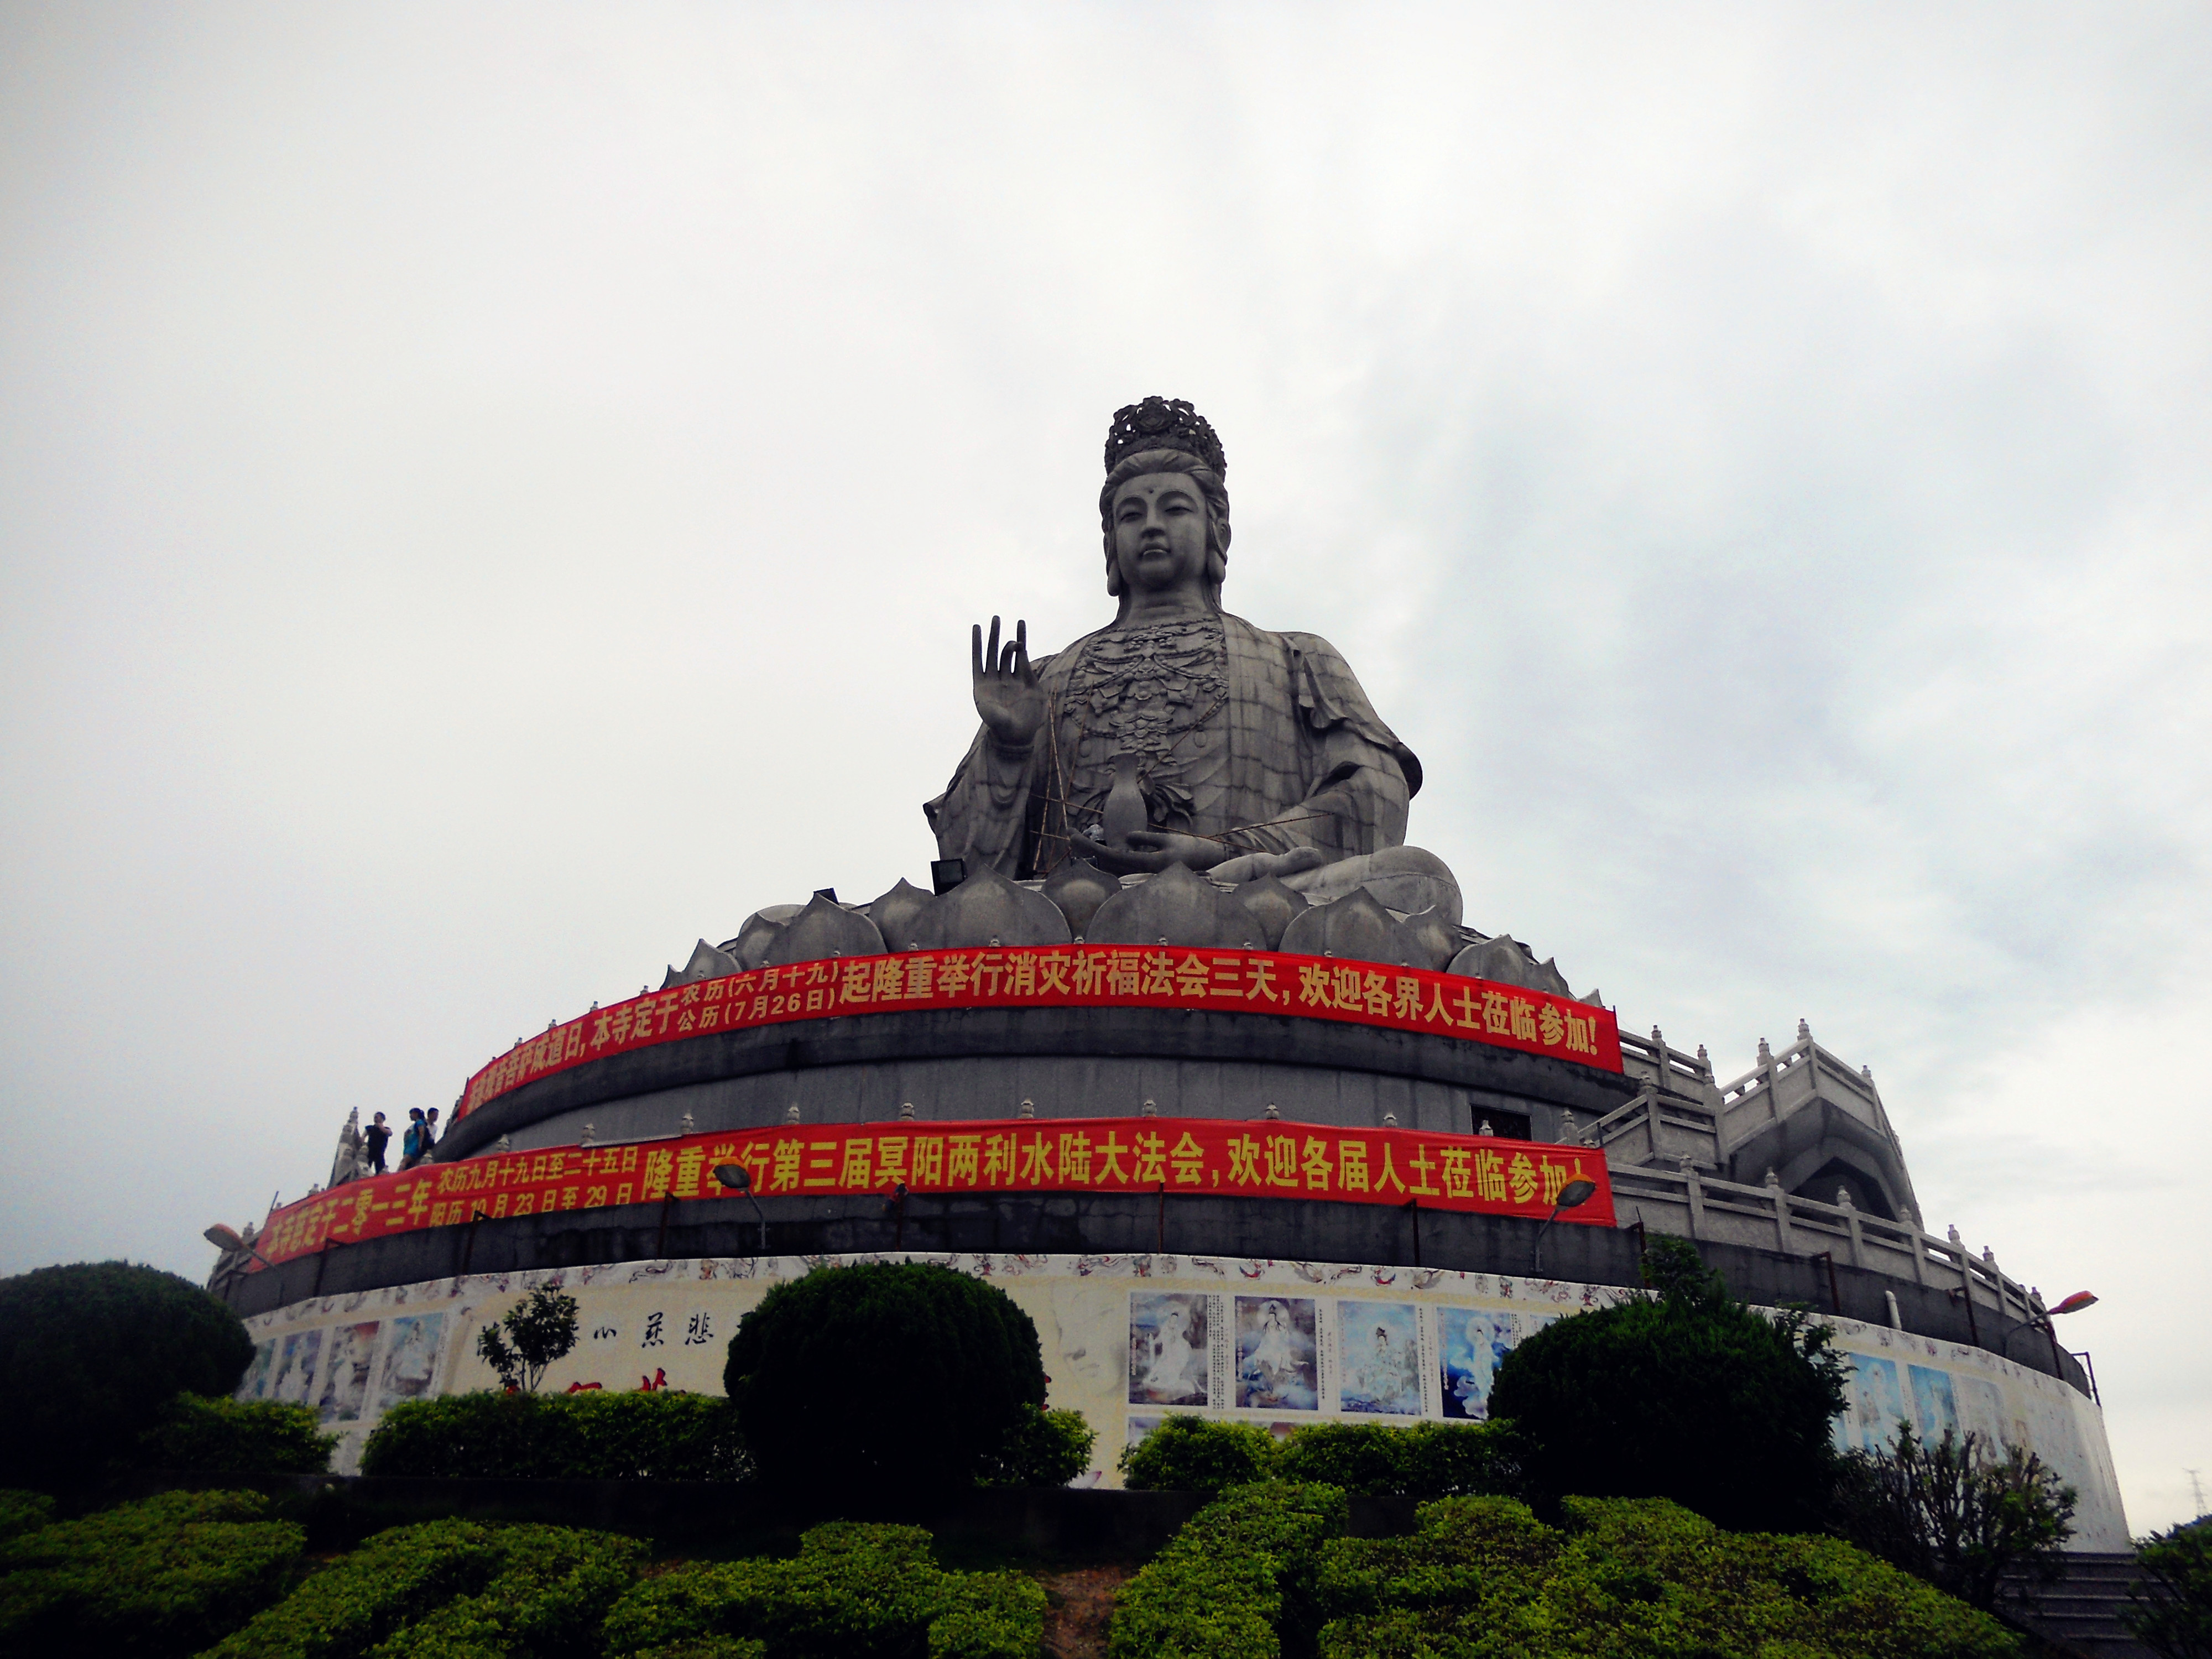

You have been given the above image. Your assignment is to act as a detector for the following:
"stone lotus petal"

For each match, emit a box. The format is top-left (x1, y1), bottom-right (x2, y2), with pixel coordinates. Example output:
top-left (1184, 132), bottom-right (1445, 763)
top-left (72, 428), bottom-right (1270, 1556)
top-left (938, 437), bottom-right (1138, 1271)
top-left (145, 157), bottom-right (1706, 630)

top-left (867, 878), bottom-right (935, 953)
top-left (909, 864), bottom-right (1073, 950)
top-left (1089, 861), bottom-right (1247, 948)
top-left (1278, 887), bottom-right (1417, 966)
top-left (662, 937), bottom-right (740, 989)
top-left (1284, 846), bottom-right (1463, 931)
top-left (1447, 935), bottom-right (1573, 998)
top-left (1040, 858), bottom-right (1119, 940)
top-left (731, 904), bottom-right (803, 970)
top-left (764, 894), bottom-right (888, 965)
top-left (1399, 906), bottom-right (1462, 973)
top-left (1228, 875), bottom-right (1308, 951)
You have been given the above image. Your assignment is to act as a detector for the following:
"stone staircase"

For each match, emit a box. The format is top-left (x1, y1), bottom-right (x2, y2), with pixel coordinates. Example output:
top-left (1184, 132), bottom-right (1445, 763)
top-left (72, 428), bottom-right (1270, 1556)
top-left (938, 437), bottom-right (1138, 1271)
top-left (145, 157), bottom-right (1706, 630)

top-left (1999, 1552), bottom-right (2154, 1658)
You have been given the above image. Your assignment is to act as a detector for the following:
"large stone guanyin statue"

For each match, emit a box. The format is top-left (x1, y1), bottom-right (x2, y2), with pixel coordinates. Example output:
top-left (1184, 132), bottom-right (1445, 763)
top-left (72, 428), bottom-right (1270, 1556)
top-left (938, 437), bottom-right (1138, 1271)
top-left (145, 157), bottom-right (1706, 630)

top-left (926, 397), bottom-right (1462, 927)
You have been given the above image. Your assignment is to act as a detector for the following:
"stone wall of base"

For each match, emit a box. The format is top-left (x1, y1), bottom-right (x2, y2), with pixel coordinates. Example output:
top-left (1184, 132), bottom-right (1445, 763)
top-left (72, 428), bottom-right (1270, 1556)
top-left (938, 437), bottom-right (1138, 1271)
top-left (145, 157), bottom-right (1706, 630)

top-left (234, 1249), bottom-right (2130, 1550)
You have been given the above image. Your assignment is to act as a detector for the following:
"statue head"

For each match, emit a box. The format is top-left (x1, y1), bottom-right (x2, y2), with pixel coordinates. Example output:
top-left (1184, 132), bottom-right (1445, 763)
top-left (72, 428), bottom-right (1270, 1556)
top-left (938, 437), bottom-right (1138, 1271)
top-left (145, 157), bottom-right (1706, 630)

top-left (1099, 397), bottom-right (1230, 613)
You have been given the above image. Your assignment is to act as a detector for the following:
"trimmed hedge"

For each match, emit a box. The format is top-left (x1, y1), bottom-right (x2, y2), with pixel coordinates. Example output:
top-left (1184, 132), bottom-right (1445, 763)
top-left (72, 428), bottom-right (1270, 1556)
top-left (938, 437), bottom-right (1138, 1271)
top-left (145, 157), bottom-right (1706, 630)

top-left (0, 1489), bottom-right (54, 1542)
top-left (1313, 1491), bottom-right (2024, 1657)
top-left (201, 1517), bottom-right (644, 1659)
top-left (726, 1262), bottom-right (1046, 1494)
top-left (0, 1262), bottom-right (255, 1490)
top-left (598, 1519), bottom-right (1046, 1659)
top-left (979, 1404), bottom-right (1098, 1488)
top-left (1119, 1415), bottom-right (1522, 1501)
top-left (1273, 1420), bottom-right (1525, 1499)
top-left (140, 1394), bottom-right (337, 1476)
top-left (360, 1389), bottom-right (750, 1481)
top-left (1109, 1481), bottom-right (1349, 1659)
top-left (0, 1488), bottom-right (305, 1658)
top-left (1118, 1416), bottom-right (1279, 1498)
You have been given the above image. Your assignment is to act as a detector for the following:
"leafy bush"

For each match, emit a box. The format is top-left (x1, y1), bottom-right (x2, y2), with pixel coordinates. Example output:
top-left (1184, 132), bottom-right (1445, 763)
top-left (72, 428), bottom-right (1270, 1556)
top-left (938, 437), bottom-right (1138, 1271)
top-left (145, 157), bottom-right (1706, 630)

top-left (724, 1262), bottom-right (1045, 1494)
top-left (1109, 1480), bottom-right (1349, 1659)
top-left (0, 1488), bottom-right (305, 1658)
top-left (1487, 1235), bottom-right (1848, 1532)
top-left (0, 1488), bottom-right (54, 1541)
top-left (360, 1389), bottom-right (750, 1481)
top-left (139, 1393), bottom-right (337, 1475)
top-left (200, 1517), bottom-right (508, 1658)
top-left (1274, 1420), bottom-right (1524, 1499)
top-left (2125, 1519), bottom-right (2212, 1659)
top-left (0, 1262), bottom-right (255, 1490)
top-left (1118, 1415), bottom-right (1278, 1498)
top-left (1312, 1491), bottom-right (2023, 1657)
top-left (477, 1286), bottom-right (580, 1393)
top-left (598, 1518), bottom-right (1045, 1658)
top-left (357, 1524), bottom-right (645, 1658)
top-left (978, 1405), bottom-right (1098, 1488)
top-left (1831, 1421), bottom-right (2076, 1610)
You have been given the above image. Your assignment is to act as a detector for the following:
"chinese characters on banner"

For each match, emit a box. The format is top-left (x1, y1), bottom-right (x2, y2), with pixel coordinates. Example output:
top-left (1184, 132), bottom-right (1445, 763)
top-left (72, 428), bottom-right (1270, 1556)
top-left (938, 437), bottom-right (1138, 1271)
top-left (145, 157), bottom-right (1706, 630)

top-left (458, 948), bottom-right (1623, 1119)
top-left (249, 1117), bottom-right (1615, 1267)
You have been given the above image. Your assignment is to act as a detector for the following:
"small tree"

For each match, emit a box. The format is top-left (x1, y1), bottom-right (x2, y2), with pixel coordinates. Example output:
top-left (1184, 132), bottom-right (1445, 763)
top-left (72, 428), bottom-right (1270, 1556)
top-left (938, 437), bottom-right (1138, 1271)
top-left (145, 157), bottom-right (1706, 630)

top-left (724, 1261), bottom-right (1045, 1494)
top-left (476, 1287), bottom-right (579, 1393)
top-left (1830, 1421), bottom-right (2075, 1609)
top-left (2123, 1520), bottom-right (2212, 1658)
top-left (1118, 1415), bottom-right (1277, 1496)
top-left (1486, 1235), bottom-right (1849, 1532)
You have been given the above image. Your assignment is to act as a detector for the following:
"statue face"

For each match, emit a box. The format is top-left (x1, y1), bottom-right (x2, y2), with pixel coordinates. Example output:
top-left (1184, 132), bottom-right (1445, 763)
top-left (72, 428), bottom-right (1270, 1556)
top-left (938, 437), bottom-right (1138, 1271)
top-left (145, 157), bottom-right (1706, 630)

top-left (1110, 472), bottom-right (1211, 601)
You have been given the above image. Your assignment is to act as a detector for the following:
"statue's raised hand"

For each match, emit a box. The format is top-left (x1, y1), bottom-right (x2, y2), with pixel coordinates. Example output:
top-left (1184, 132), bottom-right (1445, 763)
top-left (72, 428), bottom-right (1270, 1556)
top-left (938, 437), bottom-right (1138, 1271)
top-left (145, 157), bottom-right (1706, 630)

top-left (972, 615), bottom-right (1047, 749)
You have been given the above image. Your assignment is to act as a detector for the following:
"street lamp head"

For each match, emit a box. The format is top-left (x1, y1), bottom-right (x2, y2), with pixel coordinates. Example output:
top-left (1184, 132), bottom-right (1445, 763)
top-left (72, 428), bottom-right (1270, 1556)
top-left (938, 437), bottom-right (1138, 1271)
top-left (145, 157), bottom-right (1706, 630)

top-left (204, 1223), bottom-right (244, 1252)
top-left (2049, 1291), bottom-right (2099, 1316)
top-left (1557, 1179), bottom-right (1598, 1210)
top-left (713, 1164), bottom-right (752, 1193)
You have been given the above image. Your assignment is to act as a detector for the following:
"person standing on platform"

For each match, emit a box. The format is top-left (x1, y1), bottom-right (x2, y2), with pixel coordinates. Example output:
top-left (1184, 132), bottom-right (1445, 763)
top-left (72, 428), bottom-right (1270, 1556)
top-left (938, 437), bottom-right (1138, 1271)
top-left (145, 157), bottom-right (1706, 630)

top-left (363, 1112), bottom-right (392, 1175)
top-left (399, 1108), bottom-right (427, 1170)
top-left (422, 1107), bottom-right (440, 1151)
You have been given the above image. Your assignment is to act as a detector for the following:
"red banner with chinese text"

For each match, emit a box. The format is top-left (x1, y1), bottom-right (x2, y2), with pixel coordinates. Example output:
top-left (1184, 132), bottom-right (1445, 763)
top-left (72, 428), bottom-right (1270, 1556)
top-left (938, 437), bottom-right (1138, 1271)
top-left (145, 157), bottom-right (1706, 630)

top-left (249, 1117), bottom-right (1615, 1267)
top-left (457, 948), bottom-right (1621, 1121)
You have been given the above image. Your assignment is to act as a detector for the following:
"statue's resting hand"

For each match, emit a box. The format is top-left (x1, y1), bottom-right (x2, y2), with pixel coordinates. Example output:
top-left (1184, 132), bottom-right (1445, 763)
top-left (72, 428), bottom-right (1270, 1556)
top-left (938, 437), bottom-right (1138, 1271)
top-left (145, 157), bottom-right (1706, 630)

top-left (972, 615), bottom-right (1047, 749)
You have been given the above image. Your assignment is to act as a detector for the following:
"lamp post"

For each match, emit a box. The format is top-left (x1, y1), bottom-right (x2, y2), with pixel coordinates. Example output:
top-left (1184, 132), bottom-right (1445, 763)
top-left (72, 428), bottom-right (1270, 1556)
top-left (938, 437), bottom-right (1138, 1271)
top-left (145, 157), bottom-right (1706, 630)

top-left (202, 1223), bottom-right (274, 1270)
top-left (1997, 1290), bottom-right (2098, 1371)
top-left (713, 1164), bottom-right (770, 1255)
top-left (1530, 1178), bottom-right (1598, 1276)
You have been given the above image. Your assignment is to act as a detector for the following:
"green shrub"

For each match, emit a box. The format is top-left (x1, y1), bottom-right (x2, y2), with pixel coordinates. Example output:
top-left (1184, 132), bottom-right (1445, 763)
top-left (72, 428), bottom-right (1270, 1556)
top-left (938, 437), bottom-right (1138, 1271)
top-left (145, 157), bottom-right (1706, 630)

top-left (0, 1262), bottom-right (255, 1490)
top-left (597, 1519), bottom-right (1045, 1659)
top-left (359, 1389), bottom-right (750, 1481)
top-left (2125, 1519), bottom-right (2212, 1659)
top-left (200, 1517), bottom-right (508, 1658)
top-left (1831, 1421), bottom-right (2076, 1610)
top-left (139, 1393), bottom-right (338, 1475)
top-left (978, 1405), bottom-right (1097, 1488)
top-left (361, 1524), bottom-right (645, 1658)
top-left (0, 1488), bottom-right (305, 1658)
top-left (1274, 1420), bottom-right (1524, 1499)
top-left (1311, 1491), bottom-right (2022, 1657)
top-left (724, 1262), bottom-right (1045, 1495)
top-left (1487, 1235), bottom-right (1848, 1532)
top-left (1118, 1415), bottom-right (1278, 1498)
top-left (0, 1488), bottom-right (54, 1541)
top-left (1109, 1481), bottom-right (1349, 1658)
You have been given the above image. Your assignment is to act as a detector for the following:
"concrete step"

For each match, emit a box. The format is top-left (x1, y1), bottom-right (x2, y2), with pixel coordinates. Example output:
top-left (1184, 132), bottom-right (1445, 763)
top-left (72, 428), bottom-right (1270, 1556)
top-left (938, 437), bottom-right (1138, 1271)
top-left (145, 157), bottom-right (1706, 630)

top-left (1998, 1552), bottom-right (2154, 1659)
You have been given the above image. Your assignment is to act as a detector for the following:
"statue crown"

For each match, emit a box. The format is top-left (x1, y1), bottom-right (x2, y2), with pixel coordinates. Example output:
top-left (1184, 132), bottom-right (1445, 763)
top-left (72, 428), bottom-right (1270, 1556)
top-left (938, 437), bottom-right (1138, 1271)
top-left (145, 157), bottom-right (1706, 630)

top-left (1104, 396), bottom-right (1226, 478)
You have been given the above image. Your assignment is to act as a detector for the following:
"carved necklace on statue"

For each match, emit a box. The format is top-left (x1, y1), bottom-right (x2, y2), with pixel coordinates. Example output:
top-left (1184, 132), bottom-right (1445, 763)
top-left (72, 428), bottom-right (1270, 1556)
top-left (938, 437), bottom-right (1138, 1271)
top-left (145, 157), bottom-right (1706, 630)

top-left (1057, 614), bottom-right (1229, 832)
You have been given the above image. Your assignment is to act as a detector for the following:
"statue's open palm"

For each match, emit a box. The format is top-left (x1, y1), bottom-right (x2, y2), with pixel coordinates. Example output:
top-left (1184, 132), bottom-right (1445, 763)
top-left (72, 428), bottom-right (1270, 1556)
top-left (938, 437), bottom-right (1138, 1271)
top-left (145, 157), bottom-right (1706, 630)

top-left (972, 616), bottom-right (1047, 748)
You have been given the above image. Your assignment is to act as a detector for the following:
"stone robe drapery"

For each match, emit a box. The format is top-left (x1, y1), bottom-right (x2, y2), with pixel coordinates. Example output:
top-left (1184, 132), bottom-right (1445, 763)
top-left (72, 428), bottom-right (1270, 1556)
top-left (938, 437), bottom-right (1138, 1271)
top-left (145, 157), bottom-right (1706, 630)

top-left (925, 612), bottom-right (1422, 880)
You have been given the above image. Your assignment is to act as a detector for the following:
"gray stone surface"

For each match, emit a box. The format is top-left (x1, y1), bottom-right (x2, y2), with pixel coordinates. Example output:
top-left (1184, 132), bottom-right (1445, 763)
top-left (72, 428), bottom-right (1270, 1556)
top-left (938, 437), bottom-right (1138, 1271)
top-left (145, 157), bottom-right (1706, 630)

top-left (909, 864), bottom-right (1073, 950)
top-left (1399, 905), bottom-right (1460, 972)
top-left (1087, 862), bottom-right (1251, 948)
top-left (867, 879), bottom-right (934, 953)
top-left (1279, 888), bottom-right (1416, 965)
top-left (1448, 935), bottom-right (1572, 998)
top-left (730, 905), bottom-right (801, 971)
top-left (763, 894), bottom-right (885, 965)
top-left (1229, 874), bottom-right (1308, 950)
top-left (1039, 858), bottom-right (1119, 940)
top-left (663, 938), bottom-right (739, 989)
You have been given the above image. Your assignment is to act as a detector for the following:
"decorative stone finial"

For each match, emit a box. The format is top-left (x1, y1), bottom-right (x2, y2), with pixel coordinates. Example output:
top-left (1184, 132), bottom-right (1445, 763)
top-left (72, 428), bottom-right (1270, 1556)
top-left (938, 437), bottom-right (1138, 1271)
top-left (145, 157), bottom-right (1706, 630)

top-left (1948, 1224), bottom-right (1963, 1245)
top-left (1696, 1044), bottom-right (1709, 1065)
top-left (899, 1101), bottom-right (917, 1120)
top-left (785, 1104), bottom-right (801, 1123)
top-left (1797, 1018), bottom-right (1811, 1040)
top-left (1383, 1112), bottom-right (1397, 1127)
top-left (1651, 1025), bottom-right (1664, 1045)
top-left (1479, 1120), bottom-right (1494, 1137)
top-left (1018, 1099), bottom-right (1035, 1119)
top-left (1561, 1110), bottom-right (1578, 1140)
top-left (1862, 1063), bottom-right (1875, 1081)
top-left (1764, 1167), bottom-right (1780, 1187)
top-left (1836, 1187), bottom-right (1854, 1209)
top-left (1141, 1099), bottom-right (1157, 1118)
top-left (496, 1134), bottom-right (511, 1154)
top-left (1264, 1103), bottom-right (1280, 1120)
top-left (581, 1123), bottom-right (596, 1146)
top-left (680, 1112), bottom-right (695, 1135)
top-left (1757, 1037), bottom-right (1772, 1061)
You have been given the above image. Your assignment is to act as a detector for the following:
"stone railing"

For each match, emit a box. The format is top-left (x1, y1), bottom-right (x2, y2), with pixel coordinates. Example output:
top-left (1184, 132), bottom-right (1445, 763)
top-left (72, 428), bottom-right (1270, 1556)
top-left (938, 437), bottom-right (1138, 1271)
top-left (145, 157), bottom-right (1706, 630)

top-left (1714, 1020), bottom-right (1901, 1156)
top-left (1606, 1161), bottom-right (2048, 1334)
top-left (1616, 1026), bottom-right (1718, 1102)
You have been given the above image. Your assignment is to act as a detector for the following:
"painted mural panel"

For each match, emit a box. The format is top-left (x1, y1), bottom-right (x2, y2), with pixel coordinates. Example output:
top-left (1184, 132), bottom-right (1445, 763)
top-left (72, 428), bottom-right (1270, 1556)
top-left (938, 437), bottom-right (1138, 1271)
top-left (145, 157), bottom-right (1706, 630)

top-left (316, 1321), bottom-right (380, 1423)
top-left (374, 1313), bottom-right (445, 1413)
top-left (1235, 1297), bottom-right (1318, 1412)
top-left (1439, 1308), bottom-right (1557, 1421)
top-left (1338, 1301), bottom-right (1422, 1416)
top-left (268, 1328), bottom-right (321, 1406)
top-left (1910, 1364), bottom-right (1960, 1442)
top-left (1129, 1292), bottom-right (1210, 1407)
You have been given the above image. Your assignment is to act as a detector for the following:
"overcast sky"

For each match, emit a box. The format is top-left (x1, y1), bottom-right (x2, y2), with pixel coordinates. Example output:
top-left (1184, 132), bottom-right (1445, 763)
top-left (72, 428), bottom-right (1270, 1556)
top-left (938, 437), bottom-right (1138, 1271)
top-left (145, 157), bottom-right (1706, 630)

top-left (3, 3), bottom-right (2207, 1530)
